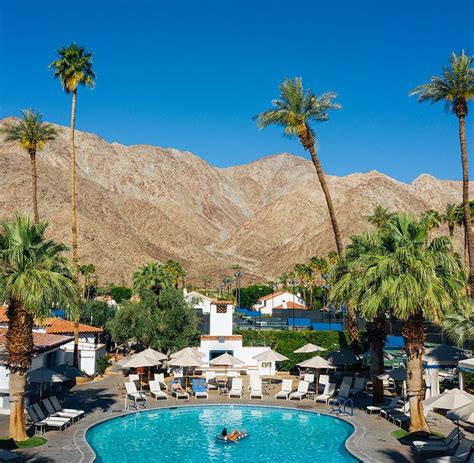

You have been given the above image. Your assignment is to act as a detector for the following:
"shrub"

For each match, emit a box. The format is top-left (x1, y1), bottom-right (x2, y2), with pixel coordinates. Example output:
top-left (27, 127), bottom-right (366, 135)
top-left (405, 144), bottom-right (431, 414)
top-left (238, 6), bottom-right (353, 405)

top-left (109, 286), bottom-right (132, 303)
top-left (97, 356), bottom-right (111, 376)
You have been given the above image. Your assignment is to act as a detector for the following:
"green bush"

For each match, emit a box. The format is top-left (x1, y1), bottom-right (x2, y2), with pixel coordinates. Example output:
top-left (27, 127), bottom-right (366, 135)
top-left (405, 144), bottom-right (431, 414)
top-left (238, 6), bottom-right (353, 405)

top-left (109, 286), bottom-right (132, 303)
top-left (97, 356), bottom-right (111, 376)
top-left (238, 330), bottom-right (355, 371)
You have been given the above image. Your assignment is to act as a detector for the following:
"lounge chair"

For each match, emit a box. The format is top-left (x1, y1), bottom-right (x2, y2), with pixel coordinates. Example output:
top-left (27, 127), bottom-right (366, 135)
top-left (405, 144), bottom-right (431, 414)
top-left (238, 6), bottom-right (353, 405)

top-left (425, 438), bottom-right (473, 462)
top-left (413, 429), bottom-right (463, 448)
top-left (171, 378), bottom-right (190, 400)
top-left (289, 381), bottom-right (309, 401)
top-left (350, 377), bottom-right (366, 397)
top-left (340, 376), bottom-right (353, 389)
top-left (32, 403), bottom-right (71, 426)
top-left (247, 371), bottom-right (260, 391)
top-left (42, 398), bottom-right (82, 422)
top-left (250, 379), bottom-right (263, 399)
top-left (26, 406), bottom-right (69, 434)
top-left (128, 374), bottom-right (140, 383)
top-left (275, 379), bottom-right (293, 400)
top-left (154, 373), bottom-right (167, 390)
top-left (303, 373), bottom-right (314, 383)
top-left (414, 433), bottom-right (465, 456)
top-left (205, 371), bottom-right (218, 390)
top-left (228, 378), bottom-right (243, 398)
top-left (50, 396), bottom-right (85, 419)
top-left (149, 380), bottom-right (168, 400)
top-left (315, 383), bottom-right (336, 404)
top-left (125, 381), bottom-right (147, 408)
top-left (366, 395), bottom-right (401, 414)
top-left (328, 383), bottom-right (351, 405)
top-left (192, 379), bottom-right (208, 399)
top-left (380, 399), bottom-right (405, 419)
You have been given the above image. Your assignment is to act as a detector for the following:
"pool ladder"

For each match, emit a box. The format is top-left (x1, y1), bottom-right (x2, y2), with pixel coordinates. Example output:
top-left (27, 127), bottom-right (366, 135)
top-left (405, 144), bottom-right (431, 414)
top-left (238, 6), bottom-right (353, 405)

top-left (330, 397), bottom-right (354, 417)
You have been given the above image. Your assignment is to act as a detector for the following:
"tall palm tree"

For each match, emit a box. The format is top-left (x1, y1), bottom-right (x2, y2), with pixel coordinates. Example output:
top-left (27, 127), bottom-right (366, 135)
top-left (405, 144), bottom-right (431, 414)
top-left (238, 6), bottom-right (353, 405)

top-left (255, 77), bottom-right (343, 254)
top-left (339, 214), bottom-right (467, 432)
top-left (309, 256), bottom-right (328, 309)
top-left (49, 43), bottom-right (95, 368)
top-left (0, 216), bottom-right (77, 441)
top-left (0, 110), bottom-right (56, 223)
top-left (133, 261), bottom-right (170, 297)
top-left (365, 205), bottom-right (394, 230)
top-left (79, 263), bottom-right (95, 301)
top-left (411, 51), bottom-right (474, 294)
top-left (163, 259), bottom-right (185, 289)
top-left (442, 304), bottom-right (474, 346)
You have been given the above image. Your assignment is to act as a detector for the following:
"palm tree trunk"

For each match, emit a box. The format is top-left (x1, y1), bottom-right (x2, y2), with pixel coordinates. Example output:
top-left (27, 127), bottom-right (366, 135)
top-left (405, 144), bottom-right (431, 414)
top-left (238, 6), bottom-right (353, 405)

top-left (402, 312), bottom-right (430, 434)
top-left (309, 284), bottom-right (313, 310)
top-left (70, 90), bottom-right (81, 368)
top-left (346, 304), bottom-right (359, 350)
top-left (5, 301), bottom-right (34, 441)
top-left (366, 316), bottom-right (386, 405)
top-left (307, 144), bottom-right (343, 255)
top-left (458, 116), bottom-right (474, 295)
top-left (28, 149), bottom-right (39, 223)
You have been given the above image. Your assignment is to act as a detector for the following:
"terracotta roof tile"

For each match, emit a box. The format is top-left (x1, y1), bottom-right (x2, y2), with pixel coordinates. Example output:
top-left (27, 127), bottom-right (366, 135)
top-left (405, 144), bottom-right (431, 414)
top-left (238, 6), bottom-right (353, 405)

top-left (274, 301), bottom-right (307, 309)
top-left (0, 328), bottom-right (72, 354)
top-left (44, 318), bottom-right (102, 334)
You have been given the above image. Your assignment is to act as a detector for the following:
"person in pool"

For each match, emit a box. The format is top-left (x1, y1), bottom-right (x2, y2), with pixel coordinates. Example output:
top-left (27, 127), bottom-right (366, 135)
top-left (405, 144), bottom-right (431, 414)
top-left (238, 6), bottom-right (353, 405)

top-left (221, 427), bottom-right (245, 443)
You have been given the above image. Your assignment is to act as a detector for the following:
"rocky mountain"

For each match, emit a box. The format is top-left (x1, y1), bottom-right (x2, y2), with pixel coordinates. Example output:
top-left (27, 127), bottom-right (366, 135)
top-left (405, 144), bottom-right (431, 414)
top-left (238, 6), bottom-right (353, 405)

top-left (0, 119), bottom-right (468, 286)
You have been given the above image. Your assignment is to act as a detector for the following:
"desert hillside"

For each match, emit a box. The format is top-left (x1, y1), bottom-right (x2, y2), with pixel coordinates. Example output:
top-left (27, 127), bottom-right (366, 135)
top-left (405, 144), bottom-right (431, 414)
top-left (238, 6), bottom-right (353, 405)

top-left (0, 119), bottom-right (468, 285)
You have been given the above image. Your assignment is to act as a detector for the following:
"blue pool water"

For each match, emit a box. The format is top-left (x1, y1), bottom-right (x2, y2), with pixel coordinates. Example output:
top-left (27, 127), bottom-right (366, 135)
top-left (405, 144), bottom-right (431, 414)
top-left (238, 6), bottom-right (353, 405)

top-left (86, 405), bottom-right (358, 462)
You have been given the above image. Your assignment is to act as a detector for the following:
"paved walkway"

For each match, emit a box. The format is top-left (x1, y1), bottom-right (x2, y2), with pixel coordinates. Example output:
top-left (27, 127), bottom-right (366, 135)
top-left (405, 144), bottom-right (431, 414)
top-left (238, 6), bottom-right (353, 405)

top-left (3, 369), bottom-right (471, 462)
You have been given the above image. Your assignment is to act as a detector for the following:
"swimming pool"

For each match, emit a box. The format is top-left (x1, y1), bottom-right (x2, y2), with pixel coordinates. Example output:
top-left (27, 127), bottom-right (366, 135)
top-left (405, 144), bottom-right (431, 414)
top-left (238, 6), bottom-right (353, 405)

top-left (86, 405), bottom-right (358, 462)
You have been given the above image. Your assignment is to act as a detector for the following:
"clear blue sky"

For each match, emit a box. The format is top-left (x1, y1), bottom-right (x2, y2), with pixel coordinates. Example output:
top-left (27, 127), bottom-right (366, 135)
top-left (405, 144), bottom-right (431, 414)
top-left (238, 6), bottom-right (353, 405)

top-left (0, 0), bottom-right (472, 182)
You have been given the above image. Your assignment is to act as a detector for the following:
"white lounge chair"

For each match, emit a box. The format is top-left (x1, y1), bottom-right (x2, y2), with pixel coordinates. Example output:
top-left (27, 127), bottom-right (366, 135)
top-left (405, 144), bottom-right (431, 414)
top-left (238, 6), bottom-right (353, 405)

top-left (228, 378), bottom-right (243, 398)
top-left (128, 374), bottom-right (140, 383)
top-left (250, 379), bottom-right (263, 399)
top-left (366, 395), bottom-right (400, 414)
top-left (32, 403), bottom-right (71, 426)
top-left (26, 406), bottom-right (69, 434)
top-left (205, 371), bottom-right (218, 390)
top-left (315, 383), bottom-right (336, 404)
top-left (425, 437), bottom-right (473, 462)
top-left (149, 380), bottom-right (168, 400)
top-left (50, 396), bottom-right (85, 419)
top-left (275, 379), bottom-right (293, 400)
top-left (303, 373), bottom-right (314, 383)
top-left (154, 373), bottom-right (167, 390)
top-left (415, 433), bottom-right (465, 456)
top-left (350, 377), bottom-right (365, 396)
top-left (125, 381), bottom-right (147, 408)
top-left (42, 398), bottom-right (82, 422)
top-left (289, 381), bottom-right (309, 401)
top-left (247, 371), bottom-right (260, 391)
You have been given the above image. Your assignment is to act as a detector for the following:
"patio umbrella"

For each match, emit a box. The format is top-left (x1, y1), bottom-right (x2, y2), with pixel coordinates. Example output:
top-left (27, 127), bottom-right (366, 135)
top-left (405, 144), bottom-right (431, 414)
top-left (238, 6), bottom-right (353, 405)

top-left (424, 388), bottom-right (474, 412)
top-left (209, 353), bottom-right (244, 384)
top-left (52, 363), bottom-right (88, 379)
top-left (447, 402), bottom-right (474, 424)
top-left (29, 367), bottom-right (68, 401)
top-left (297, 356), bottom-right (336, 395)
top-left (119, 352), bottom-right (161, 369)
top-left (253, 349), bottom-right (288, 384)
top-left (170, 347), bottom-right (205, 360)
top-left (140, 347), bottom-right (167, 363)
top-left (326, 349), bottom-right (359, 366)
top-left (168, 351), bottom-right (205, 388)
top-left (294, 343), bottom-right (326, 354)
top-left (458, 358), bottom-right (474, 390)
top-left (378, 367), bottom-right (407, 382)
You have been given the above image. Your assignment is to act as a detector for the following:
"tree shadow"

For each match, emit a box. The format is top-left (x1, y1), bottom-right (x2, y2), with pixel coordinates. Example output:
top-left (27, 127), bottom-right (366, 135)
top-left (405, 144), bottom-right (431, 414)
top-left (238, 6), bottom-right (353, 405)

top-left (377, 448), bottom-right (414, 462)
top-left (58, 386), bottom-right (119, 414)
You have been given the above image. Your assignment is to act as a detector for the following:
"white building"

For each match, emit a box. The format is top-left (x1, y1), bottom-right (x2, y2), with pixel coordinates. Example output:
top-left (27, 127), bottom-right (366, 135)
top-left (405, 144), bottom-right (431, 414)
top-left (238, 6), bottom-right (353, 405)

top-left (0, 328), bottom-right (72, 414)
top-left (185, 290), bottom-right (213, 314)
top-left (253, 290), bottom-right (307, 315)
top-left (198, 300), bottom-right (277, 375)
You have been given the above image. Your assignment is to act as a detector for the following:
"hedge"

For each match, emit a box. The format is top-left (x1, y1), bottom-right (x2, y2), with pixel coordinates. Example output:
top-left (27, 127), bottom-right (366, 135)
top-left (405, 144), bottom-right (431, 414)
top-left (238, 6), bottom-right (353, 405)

top-left (237, 330), bottom-right (364, 372)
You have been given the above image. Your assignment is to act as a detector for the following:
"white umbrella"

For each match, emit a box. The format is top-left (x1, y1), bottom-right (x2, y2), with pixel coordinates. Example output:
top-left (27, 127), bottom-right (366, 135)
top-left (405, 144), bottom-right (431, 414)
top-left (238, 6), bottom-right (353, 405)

top-left (169, 351), bottom-right (205, 388)
top-left (458, 358), bottom-right (474, 391)
top-left (294, 343), bottom-right (326, 354)
top-left (424, 388), bottom-right (474, 411)
top-left (297, 356), bottom-right (336, 394)
top-left (210, 353), bottom-right (244, 383)
top-left (140, 347), bottom-right (167, 362)
top-left (253, 349), bottom-right (288, 383)
top-left (423, 345), bottom-right (468, 367)
top-left (29, 367), bottom-right (68, 401)
top-left (170, 347), bottom-right (205, 360)
top-left (119, 352), bottom-right (160, 369)
top-left (447, 402), bottom-right (474, 424)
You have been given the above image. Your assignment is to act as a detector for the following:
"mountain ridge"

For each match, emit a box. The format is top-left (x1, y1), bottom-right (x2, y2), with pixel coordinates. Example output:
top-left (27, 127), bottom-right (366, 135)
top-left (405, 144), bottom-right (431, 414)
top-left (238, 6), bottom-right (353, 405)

top-left (0, 119), bottom-right (469, 285)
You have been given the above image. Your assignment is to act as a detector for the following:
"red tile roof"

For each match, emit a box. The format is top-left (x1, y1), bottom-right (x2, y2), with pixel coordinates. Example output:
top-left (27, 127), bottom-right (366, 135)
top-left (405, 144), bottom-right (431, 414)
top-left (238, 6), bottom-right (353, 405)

top-left (0, 328), bottom-right (72, 354)
top-left (44, 318), bottom-right (102, 334)
top-left (258, 290), bottom-right (291, 302)
top-left (274, 301), bottom-right (307, 309)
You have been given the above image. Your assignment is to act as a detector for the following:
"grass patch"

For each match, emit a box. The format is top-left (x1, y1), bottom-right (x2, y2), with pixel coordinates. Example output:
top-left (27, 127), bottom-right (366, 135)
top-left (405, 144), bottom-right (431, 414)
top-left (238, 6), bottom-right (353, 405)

top-left (391, 430), bottom-right (445, 441)
top-left (0, 436), bottom-right (47, 449)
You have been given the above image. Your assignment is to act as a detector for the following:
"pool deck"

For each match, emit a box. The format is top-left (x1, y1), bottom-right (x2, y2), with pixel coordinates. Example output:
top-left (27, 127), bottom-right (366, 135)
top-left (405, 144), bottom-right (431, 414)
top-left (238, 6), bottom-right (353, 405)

top-left (5, 368), bottom-right (472, 462)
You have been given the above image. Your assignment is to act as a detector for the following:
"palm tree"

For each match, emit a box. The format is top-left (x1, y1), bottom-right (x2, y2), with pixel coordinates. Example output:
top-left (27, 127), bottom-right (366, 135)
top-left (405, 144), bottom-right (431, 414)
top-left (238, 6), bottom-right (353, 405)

top-left (49, 43), bottom-right (95, 267)
top-left (278, 272), bottom-right (290, 289)
top-left (309, 256), bottom-right (328, 309)
top-left (79, 263), bottom-right (95, 301)
top-left (0, 110), bottom-right (56, 223)
top-left (0, 216), bottom-right (77, 441)
top-left (163, 259), bottom-right (186, 289)
top-left (133, 261), bottom-right (170, 297)
top-left (442, 305), bottom-right (474, 346)
top-left (338, 214), bottom-right (467, 432)
top-left (411, 51), bottom-right (474, 294)
top-left (255, 77), bottom-right (343, 254)
top-left (442, 203), bottom-right (460, 237)
top-left (366, 205), bottom-right (394, 230)
top-left (293, 263), bottom-right (311, 302)
top-left (421, 209), bottom-right (441, 243)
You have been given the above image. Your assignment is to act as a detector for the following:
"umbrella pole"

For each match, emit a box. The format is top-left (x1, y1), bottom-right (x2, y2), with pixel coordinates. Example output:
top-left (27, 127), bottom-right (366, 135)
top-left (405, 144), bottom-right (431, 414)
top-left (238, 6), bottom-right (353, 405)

top-left (315, 369), bottom-right (319, 398)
